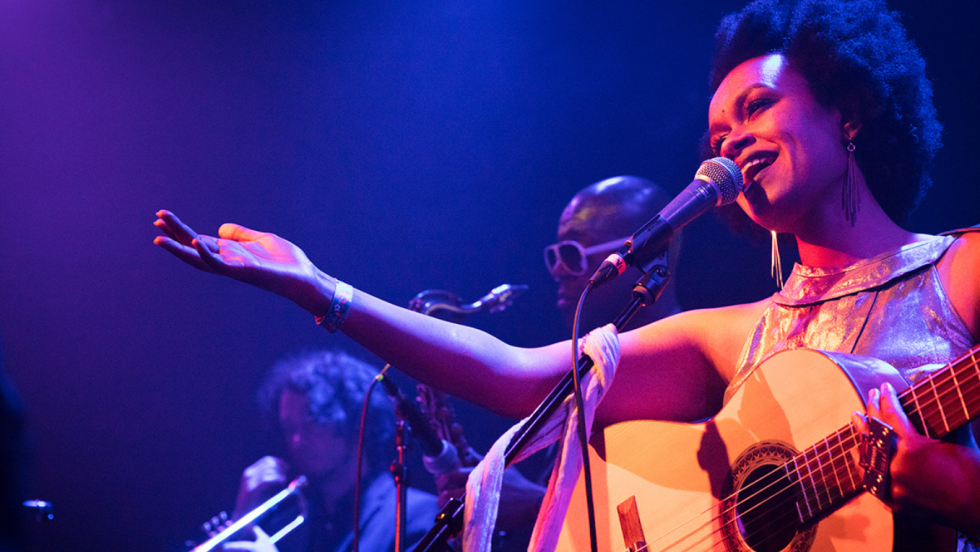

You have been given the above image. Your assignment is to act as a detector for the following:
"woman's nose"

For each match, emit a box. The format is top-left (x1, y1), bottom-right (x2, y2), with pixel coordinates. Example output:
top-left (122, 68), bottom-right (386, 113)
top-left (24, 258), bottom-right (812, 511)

top-left (722, 128), bottom-right (754, 159)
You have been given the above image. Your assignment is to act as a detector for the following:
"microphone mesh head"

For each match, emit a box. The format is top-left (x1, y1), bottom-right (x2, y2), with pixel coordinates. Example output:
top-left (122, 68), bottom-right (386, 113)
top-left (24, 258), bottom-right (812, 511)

top-left (696, 157), bottom-right (744, 205)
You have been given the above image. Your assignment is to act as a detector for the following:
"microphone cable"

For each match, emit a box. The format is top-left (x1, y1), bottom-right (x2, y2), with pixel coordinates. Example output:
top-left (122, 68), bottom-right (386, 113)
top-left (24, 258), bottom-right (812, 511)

top-left (352, 363), bottom-right (391, 552)
top-left (570, 283), bottom-right (599, 552)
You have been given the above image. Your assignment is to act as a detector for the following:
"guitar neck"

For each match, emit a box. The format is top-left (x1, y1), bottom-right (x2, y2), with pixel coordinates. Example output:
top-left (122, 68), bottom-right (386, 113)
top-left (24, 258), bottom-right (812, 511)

top-left (898, 343), bottom-right (980, 440)
top-left (789, 422), bottom-right (864, 525)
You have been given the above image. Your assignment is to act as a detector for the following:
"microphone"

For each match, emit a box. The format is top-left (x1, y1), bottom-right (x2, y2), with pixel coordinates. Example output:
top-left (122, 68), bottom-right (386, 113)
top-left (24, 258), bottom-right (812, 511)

top-left (378, 374), bottom-right (460, 475)
top-left (590, 157), bottom-right (743, 286)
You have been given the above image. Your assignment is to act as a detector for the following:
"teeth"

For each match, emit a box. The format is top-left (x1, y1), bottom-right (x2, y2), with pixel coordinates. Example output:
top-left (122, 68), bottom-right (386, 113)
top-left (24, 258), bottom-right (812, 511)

top-left (739, 154), bottom-right (775, 190)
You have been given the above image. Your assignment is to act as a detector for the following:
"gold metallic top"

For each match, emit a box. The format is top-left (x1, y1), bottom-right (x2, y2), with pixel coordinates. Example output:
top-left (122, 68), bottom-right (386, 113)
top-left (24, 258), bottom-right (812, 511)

top-left (726, 231), bottom-right (976, 404)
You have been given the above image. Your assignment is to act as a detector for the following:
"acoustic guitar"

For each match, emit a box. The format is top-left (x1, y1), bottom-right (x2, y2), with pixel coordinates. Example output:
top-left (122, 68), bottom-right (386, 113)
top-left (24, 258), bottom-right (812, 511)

top-left (556, 346), bottom-right (980, 552)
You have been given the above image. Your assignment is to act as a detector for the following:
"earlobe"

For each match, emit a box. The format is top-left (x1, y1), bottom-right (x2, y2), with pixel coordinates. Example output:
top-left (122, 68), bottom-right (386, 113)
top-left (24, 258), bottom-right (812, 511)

top-left (842, 119), bottom-right (862, 142)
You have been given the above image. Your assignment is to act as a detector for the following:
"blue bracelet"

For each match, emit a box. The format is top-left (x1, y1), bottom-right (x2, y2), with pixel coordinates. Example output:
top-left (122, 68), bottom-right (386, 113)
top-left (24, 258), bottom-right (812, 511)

top-left (316, 281), bottom-right (353, 333)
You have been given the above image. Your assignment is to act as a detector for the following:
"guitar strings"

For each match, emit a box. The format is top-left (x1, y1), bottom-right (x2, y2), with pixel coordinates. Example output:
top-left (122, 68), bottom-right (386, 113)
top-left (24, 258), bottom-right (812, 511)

top-left (638, 424), bottom-right (864, 550)
top-left (710, 353), bottom-right (980, 540)
top-left (704, 354), bottom-right (980, 549)
top-left (659, 377), bottom-right (966, 548)
top-left (899, 356), bottom-right (980, 438)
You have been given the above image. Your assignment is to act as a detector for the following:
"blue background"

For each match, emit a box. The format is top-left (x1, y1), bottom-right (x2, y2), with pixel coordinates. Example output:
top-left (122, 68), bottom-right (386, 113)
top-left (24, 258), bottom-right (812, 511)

top-left (0, 1), bottom-right (977, 550)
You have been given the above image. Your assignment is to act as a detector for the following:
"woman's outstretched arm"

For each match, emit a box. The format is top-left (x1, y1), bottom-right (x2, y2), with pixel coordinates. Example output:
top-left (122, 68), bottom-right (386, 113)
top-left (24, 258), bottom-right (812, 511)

top-left (153, 210), bottom-right (730, 423)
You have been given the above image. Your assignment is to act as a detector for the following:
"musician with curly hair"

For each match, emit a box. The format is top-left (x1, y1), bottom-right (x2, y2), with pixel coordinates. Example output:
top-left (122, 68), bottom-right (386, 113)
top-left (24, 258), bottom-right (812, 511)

top-left (226, 350), bottom-right (438, 552)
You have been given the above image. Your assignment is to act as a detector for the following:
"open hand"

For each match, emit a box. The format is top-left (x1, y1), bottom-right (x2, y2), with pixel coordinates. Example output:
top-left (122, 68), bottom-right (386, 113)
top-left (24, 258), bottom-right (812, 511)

top-left (153, 210), bottom-right (330, 315)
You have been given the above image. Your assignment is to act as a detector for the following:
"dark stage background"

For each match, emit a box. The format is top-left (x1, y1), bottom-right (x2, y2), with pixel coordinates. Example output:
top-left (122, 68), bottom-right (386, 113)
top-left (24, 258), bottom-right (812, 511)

top-left (0, 1), bottom-right (977, 550)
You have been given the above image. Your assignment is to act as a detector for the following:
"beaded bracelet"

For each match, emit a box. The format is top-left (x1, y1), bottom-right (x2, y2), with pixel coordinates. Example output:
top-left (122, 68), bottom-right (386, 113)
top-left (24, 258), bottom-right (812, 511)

top-left (316, 280), bottom-right (353, 333)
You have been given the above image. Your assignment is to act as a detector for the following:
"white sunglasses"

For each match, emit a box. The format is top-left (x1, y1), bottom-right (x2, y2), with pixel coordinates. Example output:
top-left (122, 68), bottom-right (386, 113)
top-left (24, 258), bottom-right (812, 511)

top-left (543, 237), bottom-right (630, 277)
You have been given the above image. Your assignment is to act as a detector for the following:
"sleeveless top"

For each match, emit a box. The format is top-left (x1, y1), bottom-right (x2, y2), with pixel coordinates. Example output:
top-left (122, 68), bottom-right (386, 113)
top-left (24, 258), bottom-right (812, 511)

top-left (724, 228), bottom-right (979, 550)
top-left (726, 231), bottom-right (976, 404)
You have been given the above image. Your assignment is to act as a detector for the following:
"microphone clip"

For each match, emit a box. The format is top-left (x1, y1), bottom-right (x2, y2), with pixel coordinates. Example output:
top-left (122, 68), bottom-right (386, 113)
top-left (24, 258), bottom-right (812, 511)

top-left (631, 249), bottom-right (670, 307)
top-left (589, 216), bottom-right (673, 288)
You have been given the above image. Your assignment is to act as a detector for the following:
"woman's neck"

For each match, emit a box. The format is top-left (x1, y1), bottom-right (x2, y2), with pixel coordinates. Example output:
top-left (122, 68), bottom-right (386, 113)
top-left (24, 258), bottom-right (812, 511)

top-left (783, 170), bottom-right (923, 268)
top-left (793, 207), bottom-right (920, 269)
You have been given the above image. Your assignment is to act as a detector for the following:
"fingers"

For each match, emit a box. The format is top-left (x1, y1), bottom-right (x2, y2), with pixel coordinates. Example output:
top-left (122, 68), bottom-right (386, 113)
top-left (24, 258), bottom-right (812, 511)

top-left (154, 211), bottom-right (220, 257)
top-left (850, 410), bottom-right (869, 469)
top-left (153, 235), bottom-right (214, 273)
top-left (155, 211), bottom-right (265, 246)
top-left (223, 530), bottom-right (278, 552)
top-left (221, 542), bottom-right (255, 551)
top-left (243, 456), bottom-right (289, 490)
top-left (222, 530), bottom-right (266, 552)
top-left (155, 210), bottom-right (201, 246)
top-left (877, 382), bottom-right (900, 417)
top-left (249, 456), bottom-right (289, 476)
top-left (153, 210), bottom-right (221, 273)
top-left (153, 218), bottom-right (179, 241)
top-left (866, 386), bottom-right (881, 417)
top-left (869, 382), bottom-right (912, 436)
top-left (219, 223), bottom-right (266, 242)
top-left (851, 410), bottom-right (868, 432)
top-left (193, 237), bottom-right (225, 273)
top-left (253, 526), bottom-right (272, 543)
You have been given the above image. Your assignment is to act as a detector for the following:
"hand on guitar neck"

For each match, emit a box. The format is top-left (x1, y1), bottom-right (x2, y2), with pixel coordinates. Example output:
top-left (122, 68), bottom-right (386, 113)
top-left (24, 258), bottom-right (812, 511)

top-left (852, 381), bottom-right (980, 539)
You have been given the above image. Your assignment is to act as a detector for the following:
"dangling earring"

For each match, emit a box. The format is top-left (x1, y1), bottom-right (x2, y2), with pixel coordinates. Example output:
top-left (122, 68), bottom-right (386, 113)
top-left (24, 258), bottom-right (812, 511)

top-left (771, 230), bottom-right (784, 289)
top-left (842, 142), bottom-right (860, 225)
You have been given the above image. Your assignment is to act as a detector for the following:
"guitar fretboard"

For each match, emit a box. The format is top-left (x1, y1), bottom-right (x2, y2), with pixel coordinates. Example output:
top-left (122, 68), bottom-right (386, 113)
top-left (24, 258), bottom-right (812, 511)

top-left (790, 424), bottom-right (862, 525)
top-left (901, 344), bottom-right (980, 439)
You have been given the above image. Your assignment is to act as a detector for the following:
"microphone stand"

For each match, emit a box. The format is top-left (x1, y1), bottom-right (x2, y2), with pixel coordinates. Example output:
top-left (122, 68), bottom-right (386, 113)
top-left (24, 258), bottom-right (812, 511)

top-left (412, 249), bottom-right (671, 552)
top-left (392, 419), bottom-right (410, 552)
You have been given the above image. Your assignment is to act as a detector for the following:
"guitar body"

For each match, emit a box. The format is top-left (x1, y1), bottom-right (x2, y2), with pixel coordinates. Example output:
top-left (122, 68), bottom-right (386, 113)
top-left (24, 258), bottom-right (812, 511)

top-left (556, 348), bottom-right (953, 552)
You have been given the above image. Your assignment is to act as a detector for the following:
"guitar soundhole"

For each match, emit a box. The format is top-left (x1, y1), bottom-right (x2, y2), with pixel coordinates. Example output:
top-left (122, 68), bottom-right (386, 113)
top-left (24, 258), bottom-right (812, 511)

top-left (721, 440), bottom-right (815, 552)
top-left (735, 464), bottom-right (800, 552)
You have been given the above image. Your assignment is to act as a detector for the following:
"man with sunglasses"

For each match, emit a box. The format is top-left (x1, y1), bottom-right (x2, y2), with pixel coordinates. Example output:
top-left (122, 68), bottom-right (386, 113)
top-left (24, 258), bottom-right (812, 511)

top-left (545, 175), bottom-right (682, 333)
top-left (425, 176), bottom-right (685, 551)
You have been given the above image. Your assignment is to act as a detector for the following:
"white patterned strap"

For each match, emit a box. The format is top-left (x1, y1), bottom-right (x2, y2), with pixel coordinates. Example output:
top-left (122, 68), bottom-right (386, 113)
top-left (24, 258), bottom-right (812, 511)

top-left (461, 324), bottom-right (620, 552)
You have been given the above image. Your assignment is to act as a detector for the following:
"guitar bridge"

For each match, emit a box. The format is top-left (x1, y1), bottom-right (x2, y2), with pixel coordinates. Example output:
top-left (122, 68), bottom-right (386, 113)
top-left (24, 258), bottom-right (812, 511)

top-left (617, 496), bottom-right (647, 552)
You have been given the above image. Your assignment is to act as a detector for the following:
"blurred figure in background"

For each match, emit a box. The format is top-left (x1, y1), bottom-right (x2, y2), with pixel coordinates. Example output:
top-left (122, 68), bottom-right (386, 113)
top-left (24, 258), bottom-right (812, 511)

top-left (226, 350), bottom-right (438, 552)
top-left (155, 0), bottom-right (980, 545)
top-left (432, 175), bottom-right (685, 550)
top-left (546, 175), bottom-right (682, 333)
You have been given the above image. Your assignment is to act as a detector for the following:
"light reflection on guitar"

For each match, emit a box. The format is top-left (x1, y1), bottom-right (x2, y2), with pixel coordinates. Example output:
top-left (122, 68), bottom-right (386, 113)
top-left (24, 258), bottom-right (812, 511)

top-left (557, 346), bottom-right (980, 552)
